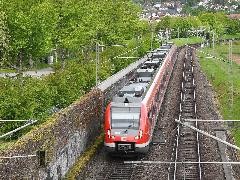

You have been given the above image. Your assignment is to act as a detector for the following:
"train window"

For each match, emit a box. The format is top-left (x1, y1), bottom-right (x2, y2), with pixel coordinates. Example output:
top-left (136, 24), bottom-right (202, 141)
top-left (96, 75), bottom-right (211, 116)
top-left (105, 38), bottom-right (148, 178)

top-left (112, 107), bottom-right (140, 113)
top-left (154, 104), bottom-right (157, 114)
top-left (160, 82), bottom-right (164, 89)
top-left (111, 106), bottom-right (141, 130)
top-left (111, 112), bottom-right (140, 130)
top-left (148, 109), bottom-right (153, 122)
top-left (163, 74), bottom-right (166, 82)
top-left (155, 93), bottom-right (158, 102)
top-left (155, 91), bottom-right (159, 102)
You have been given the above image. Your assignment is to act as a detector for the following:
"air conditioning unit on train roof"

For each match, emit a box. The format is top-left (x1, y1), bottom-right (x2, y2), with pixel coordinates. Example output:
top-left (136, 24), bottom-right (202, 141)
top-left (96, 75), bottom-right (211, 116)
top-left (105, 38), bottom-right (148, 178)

top-left (152, 52), bottom-right (166, 59)
top-left (134, 86), bottom-right (144, 97)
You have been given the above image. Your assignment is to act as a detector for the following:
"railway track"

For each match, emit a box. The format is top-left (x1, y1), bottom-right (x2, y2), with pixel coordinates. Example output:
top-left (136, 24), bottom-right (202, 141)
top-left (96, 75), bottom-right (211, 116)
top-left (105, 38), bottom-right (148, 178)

top-left (79, 46), bottom-right (236, 180)
top-left (96, 160), bottom-right (135, 180)
top-left (171, 47), bottom-right (202, 180)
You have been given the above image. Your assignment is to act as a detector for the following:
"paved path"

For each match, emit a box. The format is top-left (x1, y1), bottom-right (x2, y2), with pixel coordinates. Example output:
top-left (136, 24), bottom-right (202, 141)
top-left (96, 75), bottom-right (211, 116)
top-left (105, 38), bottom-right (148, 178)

top-left (0, 67), bottom-right (54, 78)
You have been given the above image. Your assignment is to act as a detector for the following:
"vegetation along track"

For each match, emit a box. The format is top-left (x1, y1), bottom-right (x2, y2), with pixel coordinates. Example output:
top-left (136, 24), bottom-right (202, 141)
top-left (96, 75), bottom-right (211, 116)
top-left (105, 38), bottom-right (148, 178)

top-left (78, 46), bottom-right (237, 180)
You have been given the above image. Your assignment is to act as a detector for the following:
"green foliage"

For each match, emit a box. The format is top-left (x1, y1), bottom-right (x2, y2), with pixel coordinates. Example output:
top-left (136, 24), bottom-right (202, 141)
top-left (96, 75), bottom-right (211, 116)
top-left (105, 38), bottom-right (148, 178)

top-left (0, 0), bottom-right (155, 140)
top-left (0, 33), bottom-right (153, 140)
top-left (1, 0), bottom-right (144, 69)
top-left (156, 13), bottom-right (240, 40)
top-left (0, 2), bottom-right (9, 66)
top-left (0, 62), bottom-right (87, 138)
top-left (2, 0), bottom-right (58, 68)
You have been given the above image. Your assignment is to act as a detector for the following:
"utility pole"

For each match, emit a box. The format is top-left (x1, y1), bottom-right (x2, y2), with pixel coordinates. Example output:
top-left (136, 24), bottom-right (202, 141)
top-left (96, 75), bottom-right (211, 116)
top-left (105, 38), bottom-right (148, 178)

top-left (96, 42), bottom-right (99, 86)
top-left (228, 40), bottom-right (233, 120)
top-left (178, 27), bottom-right (180, 39)
top-left (166, 28), bottom-right (169, 43)
top-left (212, 31), bottom-right (215, 52)
top-left (149, 0), bottom-right (154, 51)
top-left (151, 30), bottom-right (154, 51)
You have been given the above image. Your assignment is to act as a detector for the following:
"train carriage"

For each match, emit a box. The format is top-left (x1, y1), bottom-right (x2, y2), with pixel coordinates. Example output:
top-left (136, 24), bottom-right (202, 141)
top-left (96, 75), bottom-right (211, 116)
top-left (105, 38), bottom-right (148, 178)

top-left (104, 44), bottom-right (177, 154)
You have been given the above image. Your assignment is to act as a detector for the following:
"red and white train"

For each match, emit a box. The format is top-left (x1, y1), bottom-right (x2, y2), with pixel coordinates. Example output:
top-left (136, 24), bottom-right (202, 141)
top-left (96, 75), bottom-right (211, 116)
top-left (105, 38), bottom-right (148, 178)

top-left (104, 44), bottom-right (177, 154)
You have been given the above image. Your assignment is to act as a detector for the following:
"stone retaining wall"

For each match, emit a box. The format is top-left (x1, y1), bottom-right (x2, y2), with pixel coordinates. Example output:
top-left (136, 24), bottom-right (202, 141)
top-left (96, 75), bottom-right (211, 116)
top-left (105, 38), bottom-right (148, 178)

top-left (0, 90), bottom-right (103, 179)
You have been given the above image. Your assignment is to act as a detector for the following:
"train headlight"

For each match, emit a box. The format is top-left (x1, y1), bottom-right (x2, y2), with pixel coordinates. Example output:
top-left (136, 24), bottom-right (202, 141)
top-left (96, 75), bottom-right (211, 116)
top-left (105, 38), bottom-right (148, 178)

top-left (139, 130), bottom-right (143, 139)
top-left (135, 130), bottom-right (143, 140)
top-left (107, 130), bottom-right (115, 139)
top-left (107, 130), bottom-right (111, 138)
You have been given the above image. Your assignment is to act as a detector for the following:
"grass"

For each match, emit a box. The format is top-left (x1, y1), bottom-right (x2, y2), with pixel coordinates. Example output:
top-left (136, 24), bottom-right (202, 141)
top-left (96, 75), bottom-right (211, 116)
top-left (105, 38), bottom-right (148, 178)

top-left (171, 37), bottom-right (204, 47)
top-left (222, 33), bottom-right (240, 40)
top-left (197, 40), bottom-right (240, 147)
top-left (0, 69), bottom-right (16, 73)
top-left (0, 140), bottom-right (17, 152)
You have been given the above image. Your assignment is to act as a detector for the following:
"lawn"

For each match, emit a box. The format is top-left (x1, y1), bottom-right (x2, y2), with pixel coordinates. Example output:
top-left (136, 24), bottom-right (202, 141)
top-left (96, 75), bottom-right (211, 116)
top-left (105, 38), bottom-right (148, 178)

top-left (0, 69), bottom-right (16, 73)
top-left (171, 37), bottom-right (204, 47)
top-left (197, 41), bottom-right (240, 147)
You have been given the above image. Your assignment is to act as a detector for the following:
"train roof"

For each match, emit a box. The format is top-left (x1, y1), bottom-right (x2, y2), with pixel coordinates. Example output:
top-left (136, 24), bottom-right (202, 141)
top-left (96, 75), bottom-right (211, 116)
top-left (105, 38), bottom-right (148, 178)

top-left (111, 44), bottom-right (172, 105)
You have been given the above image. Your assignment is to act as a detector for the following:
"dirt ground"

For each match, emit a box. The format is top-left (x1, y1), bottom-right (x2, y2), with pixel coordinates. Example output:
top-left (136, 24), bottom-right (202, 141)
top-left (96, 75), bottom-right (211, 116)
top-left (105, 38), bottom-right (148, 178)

top-left (232, 54), bottom-right (240, 64)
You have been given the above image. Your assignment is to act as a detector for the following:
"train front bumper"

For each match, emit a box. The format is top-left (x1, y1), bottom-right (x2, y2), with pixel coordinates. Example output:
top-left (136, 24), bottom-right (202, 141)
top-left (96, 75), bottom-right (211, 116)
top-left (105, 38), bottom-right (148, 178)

top-left (104, 142), bottom-right (149, 154)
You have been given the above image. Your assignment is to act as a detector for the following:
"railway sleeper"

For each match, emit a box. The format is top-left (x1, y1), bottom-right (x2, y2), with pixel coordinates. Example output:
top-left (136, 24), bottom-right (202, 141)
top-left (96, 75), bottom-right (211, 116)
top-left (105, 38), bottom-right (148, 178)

top-left (183, 95), bottom-right (195, 101)
top-left (185, 74), bottom-right (193, 80)
top-left (182, 90), bottom-right (194, 96)
top-left (181, 137), bottom-right (197, 142)
top-left (178, 170), bottom-right (199, 177)
top-left (184, 68), bottom-right (193, 72)
top-left (181, 140), bottom-right (198, 146)
top-left (184, 83), bottom-right (194, 89)
top-left (179, 152), bottom-right (199, 159)
top-left (180, 130), bottom-right (196, 136)
top-left (180, 133), bottom-right (197, 138)
top-left (183, 90), bottom-right (194, 96)
top-left (182, 103), bottom-right (195, 108)
top-left (182, 107), bottom-right (194, 113)
top-left (177, 169), bottom-right (199, 179)
top-left (181, 113), bottom-right (195, 118)
top-left (183, 93), bottom-right (194, 99)
top-left (178, 154), bottom-right (199, 161)
top-left (181, 138), bottom-right (197, 143)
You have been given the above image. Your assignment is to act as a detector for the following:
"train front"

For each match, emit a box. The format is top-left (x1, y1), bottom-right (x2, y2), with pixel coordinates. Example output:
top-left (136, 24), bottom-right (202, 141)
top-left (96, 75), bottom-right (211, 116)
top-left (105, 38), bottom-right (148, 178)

top-left (104, 101), bottom-right (149, 154)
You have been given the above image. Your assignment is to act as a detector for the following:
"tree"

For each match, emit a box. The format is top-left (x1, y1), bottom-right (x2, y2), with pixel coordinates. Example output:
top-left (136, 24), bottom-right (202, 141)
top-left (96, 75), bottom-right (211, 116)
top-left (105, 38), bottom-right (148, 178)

top-left (0, 0), bottom-right (10, 67)
top-left (3, 0), bottom-right (58, 69)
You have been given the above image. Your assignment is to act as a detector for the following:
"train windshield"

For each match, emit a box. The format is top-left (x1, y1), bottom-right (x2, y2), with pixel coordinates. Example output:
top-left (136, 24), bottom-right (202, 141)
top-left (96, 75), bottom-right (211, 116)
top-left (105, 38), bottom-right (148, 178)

top-left (111, 107), bottom-right (140, 130)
